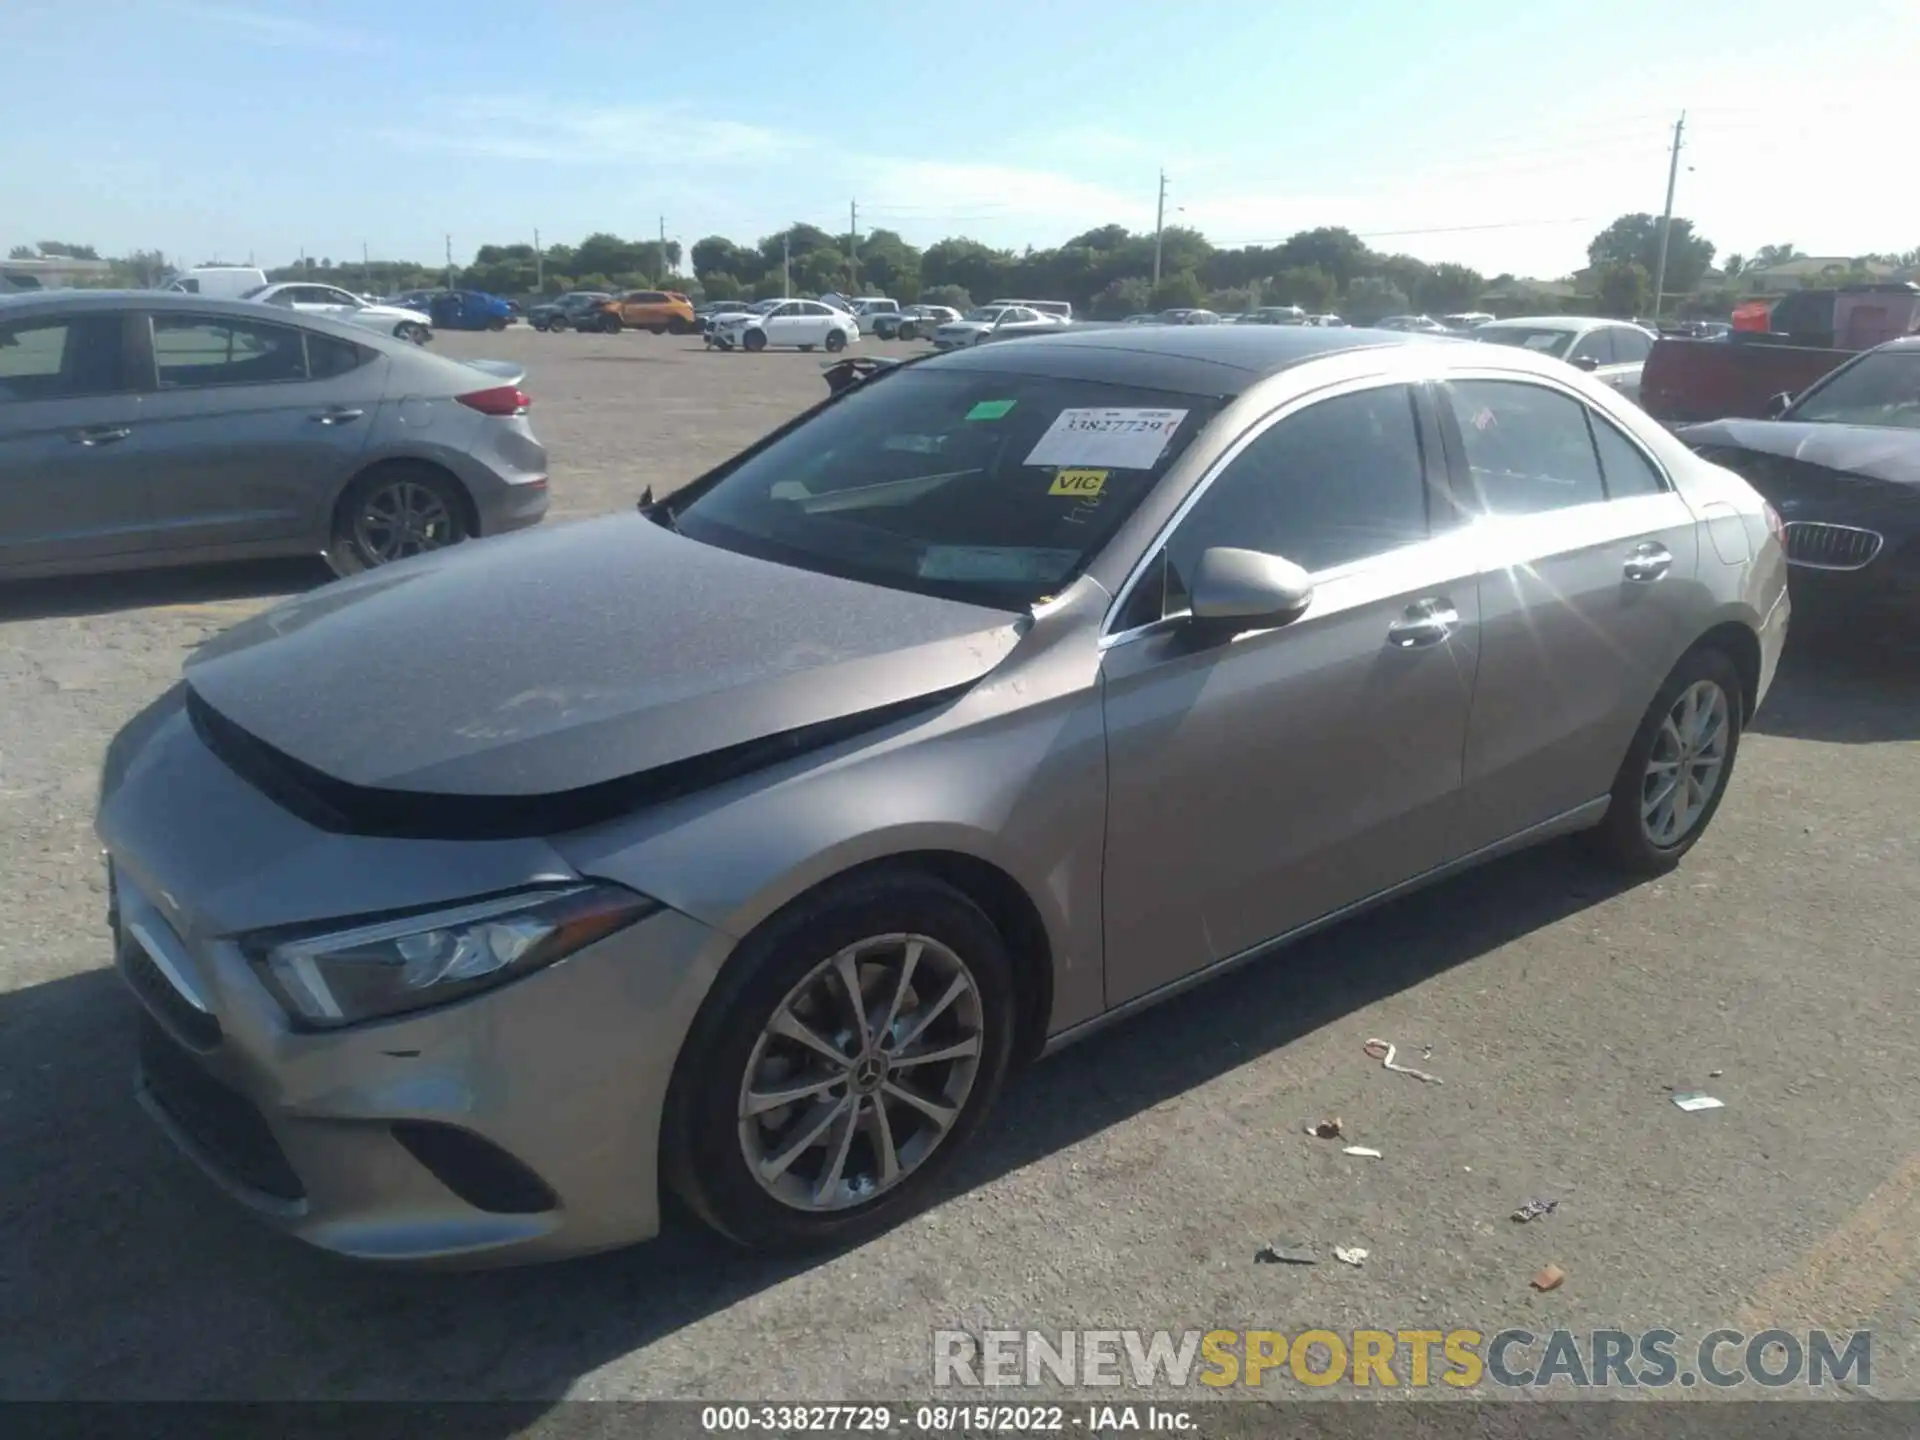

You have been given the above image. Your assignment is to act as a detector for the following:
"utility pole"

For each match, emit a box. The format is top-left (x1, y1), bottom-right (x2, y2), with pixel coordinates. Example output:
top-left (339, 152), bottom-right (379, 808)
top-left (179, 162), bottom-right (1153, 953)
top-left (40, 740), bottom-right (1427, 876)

top-left (362, 240), bottom-right (370, 294)
top-left (1651, 111), bottom-right (1686, 321)
top-left (1152, 169), bottom-right (1169, 287)
top-left (534, 228), bottom-right (542, 291)
top-left (658, 215), bottom-right (667, 281)
top-left (783, 231), bottom-right (791, 298)
top-left (445, 234), bottom-right (454, 290)
top-left (849, 199), bottom-right (859, 294)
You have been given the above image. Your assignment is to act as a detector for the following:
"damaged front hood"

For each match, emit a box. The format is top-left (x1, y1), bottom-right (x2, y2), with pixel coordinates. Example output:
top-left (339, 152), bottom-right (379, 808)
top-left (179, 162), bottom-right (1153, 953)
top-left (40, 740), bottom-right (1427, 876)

top-left (1680, 419), bottom-right (1920, 488)
top-left (184, 514), bottom-right (1022, 804)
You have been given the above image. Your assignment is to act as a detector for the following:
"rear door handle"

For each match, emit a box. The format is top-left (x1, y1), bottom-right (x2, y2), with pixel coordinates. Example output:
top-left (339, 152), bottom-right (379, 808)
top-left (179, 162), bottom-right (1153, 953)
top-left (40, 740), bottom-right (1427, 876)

top-left (72, 426), bottom-right (131, 447)
top-left (1624, 541), bottom-right (1672, 583)
top-left (1387, 598), bottom-right (1460, 649)
top-left (309, 407), bottom-right (365, 425)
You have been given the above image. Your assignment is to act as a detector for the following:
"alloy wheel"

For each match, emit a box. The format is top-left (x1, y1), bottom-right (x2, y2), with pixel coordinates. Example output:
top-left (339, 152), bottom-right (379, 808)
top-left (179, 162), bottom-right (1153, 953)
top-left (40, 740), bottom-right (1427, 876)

top-left (1640, 679), bottom-right (1730, 848)
top-left (737, 933), bottom-right (985, 1213)
top-left (353, 480), bottom-right (457, 565)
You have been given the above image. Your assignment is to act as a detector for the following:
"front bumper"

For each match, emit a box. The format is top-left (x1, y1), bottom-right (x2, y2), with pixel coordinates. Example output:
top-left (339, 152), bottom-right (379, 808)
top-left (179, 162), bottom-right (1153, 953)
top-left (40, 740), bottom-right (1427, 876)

top-left (99, 708), bottom-right (736, 1266)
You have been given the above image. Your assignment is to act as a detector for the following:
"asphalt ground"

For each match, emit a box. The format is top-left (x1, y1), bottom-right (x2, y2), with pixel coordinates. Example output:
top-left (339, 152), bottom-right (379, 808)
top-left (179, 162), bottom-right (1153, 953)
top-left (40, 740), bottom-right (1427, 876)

top-left (2, 326), bottom-right (1917, 1413)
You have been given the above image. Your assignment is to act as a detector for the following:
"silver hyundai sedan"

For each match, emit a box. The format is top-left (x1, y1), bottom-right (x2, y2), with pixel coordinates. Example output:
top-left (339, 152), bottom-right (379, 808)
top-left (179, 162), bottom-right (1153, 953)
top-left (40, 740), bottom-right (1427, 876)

top-left (0, 291), bottom-right (549, 579)
top-left (97, 325), bottom-right (1789, 1264)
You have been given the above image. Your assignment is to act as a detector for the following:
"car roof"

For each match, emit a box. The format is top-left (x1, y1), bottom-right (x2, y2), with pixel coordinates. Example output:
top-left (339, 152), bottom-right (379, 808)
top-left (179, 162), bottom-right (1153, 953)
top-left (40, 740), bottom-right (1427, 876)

top-left (0, 288), bottom-right (305, 317)
top-left (1481, 314), bottom-right (1641, 331)
top-left (915, 323), bottom-right (1454, 394)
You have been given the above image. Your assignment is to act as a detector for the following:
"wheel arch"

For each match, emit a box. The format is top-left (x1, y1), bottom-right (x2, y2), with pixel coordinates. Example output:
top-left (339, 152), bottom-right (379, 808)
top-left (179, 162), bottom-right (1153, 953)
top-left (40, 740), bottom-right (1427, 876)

top-left (330, 455), bottom-right (481, 541)
top-left (1688, 619), bottom-right (1762, 721)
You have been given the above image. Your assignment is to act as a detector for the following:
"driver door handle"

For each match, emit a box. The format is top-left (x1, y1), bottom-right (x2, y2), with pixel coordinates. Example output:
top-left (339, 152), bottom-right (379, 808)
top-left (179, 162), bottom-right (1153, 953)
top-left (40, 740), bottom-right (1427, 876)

top-left (1624, 541), bottom-right (1672, 583)
top-left (1387, 597), bottom-right (1460, 649)
top-left (309, 407), bottom-right (365, 425)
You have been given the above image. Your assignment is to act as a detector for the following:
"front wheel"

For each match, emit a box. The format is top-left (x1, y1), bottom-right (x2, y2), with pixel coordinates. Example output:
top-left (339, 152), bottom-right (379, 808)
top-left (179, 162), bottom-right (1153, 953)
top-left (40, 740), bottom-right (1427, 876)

top-left (1582, 646), bottom-right (1744, 873)
top-left (662, 870), bottom-right (1017, 1252)
top-left (327, 465), bottom-right (469, 576)
top-left (743, 329), bottom-right (767, 353)
top-left (601, 315), bottom-right (622, 334)
top-left (824, 329), bottom-right (847, 353)
top-left (897, 322), bottom-right (917, 341)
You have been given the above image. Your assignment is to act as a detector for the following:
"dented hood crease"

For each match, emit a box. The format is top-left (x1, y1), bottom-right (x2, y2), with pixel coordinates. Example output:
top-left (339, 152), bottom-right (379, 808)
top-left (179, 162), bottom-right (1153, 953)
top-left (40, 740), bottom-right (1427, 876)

top-left (184, 514), bottom-right (1023, 796)
top-left (1681, 419), bottom-right (1920, 488)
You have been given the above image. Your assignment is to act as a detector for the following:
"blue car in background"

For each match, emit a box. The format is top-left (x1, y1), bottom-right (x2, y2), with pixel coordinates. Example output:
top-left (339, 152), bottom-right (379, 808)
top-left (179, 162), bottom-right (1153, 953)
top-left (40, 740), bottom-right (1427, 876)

top-left (429, 289), bottom-right (515, 331)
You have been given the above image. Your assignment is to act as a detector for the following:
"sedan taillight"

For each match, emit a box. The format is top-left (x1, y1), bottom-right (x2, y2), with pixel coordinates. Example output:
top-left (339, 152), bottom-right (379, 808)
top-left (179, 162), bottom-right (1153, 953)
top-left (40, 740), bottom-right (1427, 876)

top-left (457, 385), bottom-right (531, 416)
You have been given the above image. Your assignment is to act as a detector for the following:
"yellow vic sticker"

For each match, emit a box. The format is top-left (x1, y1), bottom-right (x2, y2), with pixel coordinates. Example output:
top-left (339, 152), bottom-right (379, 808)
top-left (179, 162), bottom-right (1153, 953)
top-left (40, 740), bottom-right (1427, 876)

top-left (1049, 468), bottom-right (1108, 497)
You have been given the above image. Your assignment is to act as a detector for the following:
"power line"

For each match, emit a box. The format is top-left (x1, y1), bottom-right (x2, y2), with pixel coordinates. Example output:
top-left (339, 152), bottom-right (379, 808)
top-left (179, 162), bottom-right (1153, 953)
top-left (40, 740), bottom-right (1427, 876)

top-left (1212, 216), bottom-right (1601, 247)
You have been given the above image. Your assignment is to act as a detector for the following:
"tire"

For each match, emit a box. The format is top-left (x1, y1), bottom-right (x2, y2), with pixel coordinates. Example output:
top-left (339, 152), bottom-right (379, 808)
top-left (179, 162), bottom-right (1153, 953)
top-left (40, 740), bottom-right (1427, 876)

top-left (824, 329), bottom-right (847, 353)
top-left (661, 869), bottom-right (1017, 1252)
top-left (487, 316), bottom-right (508, 332)
top-left (1582, 645), bottom-right (1745, 874)
top-left (668, 317), bottom-right (693, 336)
top-left (551, 317), bottom-right (570, 332)
top-left (395, 321), bottom-right (430, 345)
top-left (743, 329), bottom-right (767, 353)
top-left (897, 323), bottom-right (917, 341)
top-left (532, 320), bottom-right (549, 332)
top-left (326, 464), bottom-right (470, 577)
top-left (602, 315), bottom-right (622, 334)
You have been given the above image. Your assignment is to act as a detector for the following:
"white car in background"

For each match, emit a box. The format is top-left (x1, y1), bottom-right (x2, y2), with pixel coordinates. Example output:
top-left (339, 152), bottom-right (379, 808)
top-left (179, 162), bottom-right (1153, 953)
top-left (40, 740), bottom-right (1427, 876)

top-left (711, 298), bottom-right (859, 353)
top-left (932, 305), bottom-right (1063, 349)
top-left (1470, 315), bottom-right (1658, 403)
top-left (245, 281), bottom-right (434, 344)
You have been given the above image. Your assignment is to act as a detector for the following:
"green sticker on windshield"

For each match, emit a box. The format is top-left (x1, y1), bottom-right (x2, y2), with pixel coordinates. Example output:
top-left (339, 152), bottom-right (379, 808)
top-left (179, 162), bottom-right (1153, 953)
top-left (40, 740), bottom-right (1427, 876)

top-left (966, 399), bottom-right (1017, 421)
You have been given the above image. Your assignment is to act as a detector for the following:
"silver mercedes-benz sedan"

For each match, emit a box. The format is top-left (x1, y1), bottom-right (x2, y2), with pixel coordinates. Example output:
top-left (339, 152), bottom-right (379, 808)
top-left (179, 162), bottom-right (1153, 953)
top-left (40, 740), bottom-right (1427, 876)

top-left (97, 325), bottom-right (1789, 1264)
top-left (0, 291), bottom-right (549, 579)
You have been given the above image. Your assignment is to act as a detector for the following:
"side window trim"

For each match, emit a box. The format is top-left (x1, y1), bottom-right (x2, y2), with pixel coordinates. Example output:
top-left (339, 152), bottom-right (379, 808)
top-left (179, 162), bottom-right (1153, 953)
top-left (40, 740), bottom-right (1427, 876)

top-left (1101, 376), bottom-right (1441, 645)
top-left (1581, 405), bottom-right (1674, 499)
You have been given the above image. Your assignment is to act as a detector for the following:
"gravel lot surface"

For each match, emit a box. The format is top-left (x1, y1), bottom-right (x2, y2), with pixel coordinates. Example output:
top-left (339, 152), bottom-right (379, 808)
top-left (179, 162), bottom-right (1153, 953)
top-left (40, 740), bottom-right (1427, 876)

top-left (3, 327), bottom-right (1917, 1412)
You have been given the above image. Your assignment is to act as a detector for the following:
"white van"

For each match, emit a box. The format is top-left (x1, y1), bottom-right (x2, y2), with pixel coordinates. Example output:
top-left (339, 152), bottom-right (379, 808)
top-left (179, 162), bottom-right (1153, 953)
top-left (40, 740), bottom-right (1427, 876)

top-left (161, 266), bottom-right (270, 299)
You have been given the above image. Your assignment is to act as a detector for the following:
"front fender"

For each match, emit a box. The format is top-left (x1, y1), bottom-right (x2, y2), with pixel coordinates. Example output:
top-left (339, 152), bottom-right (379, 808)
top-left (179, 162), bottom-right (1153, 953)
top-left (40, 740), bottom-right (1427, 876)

top-left (550, 633), bottom-right (1111, 1036)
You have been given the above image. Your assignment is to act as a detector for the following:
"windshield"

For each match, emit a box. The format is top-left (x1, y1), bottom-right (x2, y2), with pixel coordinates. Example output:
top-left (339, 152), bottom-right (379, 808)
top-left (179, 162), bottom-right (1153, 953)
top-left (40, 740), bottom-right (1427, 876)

top-left (1786, 349), bottom-right (1920, 429)
top-left (1474, 325), bottom-right (1575, 358)
top-left (962, 308), bottom-right (1007, 322)
top-left (668, 366), bottom-right (1221, 608)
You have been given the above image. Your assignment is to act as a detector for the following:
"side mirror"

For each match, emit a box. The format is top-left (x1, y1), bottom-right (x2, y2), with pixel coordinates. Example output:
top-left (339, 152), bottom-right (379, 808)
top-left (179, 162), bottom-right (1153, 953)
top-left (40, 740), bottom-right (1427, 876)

top-left (1187, 548), bottom-right (1315, 634)
top-left (1766, 390), bottom-right (1794, 418)
top-left (1572, 355), bottom-right (1601, 372)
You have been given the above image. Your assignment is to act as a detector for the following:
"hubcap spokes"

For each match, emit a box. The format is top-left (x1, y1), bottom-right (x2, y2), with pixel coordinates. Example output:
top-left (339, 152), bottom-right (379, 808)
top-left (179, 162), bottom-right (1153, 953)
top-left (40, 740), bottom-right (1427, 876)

top-left (1641, 680), bottom-right (1730, 847)
top-left (739, 933), bottom-right (984, 1213)
top-left (355, 482), bottom-right (454, 562)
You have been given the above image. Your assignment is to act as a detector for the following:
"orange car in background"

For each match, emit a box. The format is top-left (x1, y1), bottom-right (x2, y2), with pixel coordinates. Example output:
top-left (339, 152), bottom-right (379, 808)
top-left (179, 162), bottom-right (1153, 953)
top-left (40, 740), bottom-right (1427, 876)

top-left (593, 289), bottom-right (697, 335)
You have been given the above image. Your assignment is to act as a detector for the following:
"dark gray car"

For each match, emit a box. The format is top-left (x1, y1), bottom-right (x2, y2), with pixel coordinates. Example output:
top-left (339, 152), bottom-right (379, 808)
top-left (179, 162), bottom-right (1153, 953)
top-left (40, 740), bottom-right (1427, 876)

top-left (99, 325), bottom-right (1786, 1265)
top-left (0, 291), bottom-right (550, 579)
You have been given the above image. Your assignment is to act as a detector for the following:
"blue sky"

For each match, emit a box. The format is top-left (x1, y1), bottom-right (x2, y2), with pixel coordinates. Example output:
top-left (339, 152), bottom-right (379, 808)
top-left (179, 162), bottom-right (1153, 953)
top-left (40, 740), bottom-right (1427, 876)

top-left (5, 0), bottom-right (1911, 279)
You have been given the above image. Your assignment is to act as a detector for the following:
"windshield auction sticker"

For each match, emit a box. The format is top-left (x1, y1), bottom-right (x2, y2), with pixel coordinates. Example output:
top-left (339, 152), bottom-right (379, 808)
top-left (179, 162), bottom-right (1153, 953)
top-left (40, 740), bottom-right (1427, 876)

top-left (1025, 408), bottom-right (1189, 469)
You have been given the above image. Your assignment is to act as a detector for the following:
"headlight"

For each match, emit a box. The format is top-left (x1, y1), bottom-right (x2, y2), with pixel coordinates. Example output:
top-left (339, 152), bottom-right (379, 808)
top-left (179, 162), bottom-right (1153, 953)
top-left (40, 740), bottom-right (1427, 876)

top-left (245, 885), bottom-right (656, 1029)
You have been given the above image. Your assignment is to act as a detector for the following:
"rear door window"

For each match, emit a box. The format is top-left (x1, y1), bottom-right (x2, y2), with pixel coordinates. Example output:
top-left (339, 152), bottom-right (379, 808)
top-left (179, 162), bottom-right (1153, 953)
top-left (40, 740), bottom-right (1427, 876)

top-left (150, 315), bottom-right (311, 388)
top-left (1444, 379), bottom-right (1606, 513)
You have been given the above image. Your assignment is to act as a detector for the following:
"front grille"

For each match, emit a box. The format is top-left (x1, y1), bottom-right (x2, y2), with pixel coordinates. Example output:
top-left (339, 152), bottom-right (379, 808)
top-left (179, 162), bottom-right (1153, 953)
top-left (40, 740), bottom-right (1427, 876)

top-left (120, 931), bottom-right (222, 1050)
top-left (138, 1011), bottom-right (306, 1202)
top-left (1784, 521), bottom-right (1884, 571)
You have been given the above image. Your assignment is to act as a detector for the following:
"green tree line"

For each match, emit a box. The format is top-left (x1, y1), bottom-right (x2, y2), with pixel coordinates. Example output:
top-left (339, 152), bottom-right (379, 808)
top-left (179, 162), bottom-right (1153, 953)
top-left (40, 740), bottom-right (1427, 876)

top-left (13, 218), bottom-right (1915, 321)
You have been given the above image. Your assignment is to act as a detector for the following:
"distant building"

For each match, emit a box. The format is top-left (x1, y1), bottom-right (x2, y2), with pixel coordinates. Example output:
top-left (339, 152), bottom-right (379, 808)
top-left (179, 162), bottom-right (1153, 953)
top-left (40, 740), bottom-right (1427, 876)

top-left (1736, 257), bottom-right (1900, 295)
top-left (0, 255), bottom-right (114, 290)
